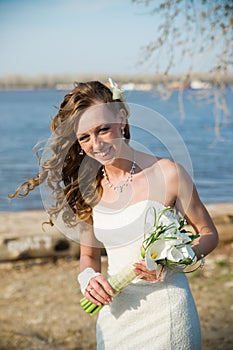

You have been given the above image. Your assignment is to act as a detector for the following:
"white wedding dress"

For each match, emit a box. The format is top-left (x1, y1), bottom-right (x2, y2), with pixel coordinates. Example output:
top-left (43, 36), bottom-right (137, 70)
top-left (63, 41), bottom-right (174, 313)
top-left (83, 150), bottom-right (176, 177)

top-left (93, 200), bottom-right (201, 350)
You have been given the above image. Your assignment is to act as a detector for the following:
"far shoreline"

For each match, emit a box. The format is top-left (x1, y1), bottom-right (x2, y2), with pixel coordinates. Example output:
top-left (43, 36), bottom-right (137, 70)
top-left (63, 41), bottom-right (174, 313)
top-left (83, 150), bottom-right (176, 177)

top-left (0, 72), bottom-right (233, 91)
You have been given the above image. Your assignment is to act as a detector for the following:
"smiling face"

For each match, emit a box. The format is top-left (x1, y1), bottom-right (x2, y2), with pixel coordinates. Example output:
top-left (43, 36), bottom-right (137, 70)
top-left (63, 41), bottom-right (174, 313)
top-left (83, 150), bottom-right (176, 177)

top-left (75, 103), bottom-right (126, 164)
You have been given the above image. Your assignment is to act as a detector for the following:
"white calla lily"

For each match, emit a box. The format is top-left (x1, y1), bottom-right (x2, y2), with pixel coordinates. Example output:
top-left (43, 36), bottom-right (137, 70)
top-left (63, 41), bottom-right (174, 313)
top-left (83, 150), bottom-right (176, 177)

top-left (145, 240), bottom-right (175, 270)
top-left (145, 239), bottom-right (197, 270)
top-left (142, 206), bottom-right (199, 274)
top-left (177, 244), bottom-right (197, 263)
top-left (167, 246), bottom-right (183, 262)
top-left (158, 210), bottom-right (180, 229)
top-left (162, 230), bottom-right (192, 243)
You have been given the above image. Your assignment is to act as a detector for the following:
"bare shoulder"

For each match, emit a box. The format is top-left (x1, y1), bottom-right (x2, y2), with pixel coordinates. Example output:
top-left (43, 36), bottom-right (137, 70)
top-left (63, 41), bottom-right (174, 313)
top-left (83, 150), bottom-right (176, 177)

top-left (154, 158), bottom-right (193, 198)
top-left (136, 151), bottom-right (189, 182)
top-left (154, 158), bottom-right (181, 179)
top-left (156, 158), bottom-right (177, 170)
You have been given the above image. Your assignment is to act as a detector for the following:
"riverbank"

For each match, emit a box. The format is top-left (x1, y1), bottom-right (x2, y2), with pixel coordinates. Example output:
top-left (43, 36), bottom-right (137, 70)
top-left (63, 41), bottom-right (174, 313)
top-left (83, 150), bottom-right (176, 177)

top-left (0, 203), bottom-right (232, 261)
top-left (0, 203), bottom-right (232, 349)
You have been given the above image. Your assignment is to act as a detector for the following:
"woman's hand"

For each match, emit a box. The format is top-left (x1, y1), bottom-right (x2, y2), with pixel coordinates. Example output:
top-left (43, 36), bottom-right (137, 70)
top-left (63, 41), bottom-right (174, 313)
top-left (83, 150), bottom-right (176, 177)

top-left (85, 275), bottom-right (114, 306)
top-left (133, 260), bottom-right (163, 282)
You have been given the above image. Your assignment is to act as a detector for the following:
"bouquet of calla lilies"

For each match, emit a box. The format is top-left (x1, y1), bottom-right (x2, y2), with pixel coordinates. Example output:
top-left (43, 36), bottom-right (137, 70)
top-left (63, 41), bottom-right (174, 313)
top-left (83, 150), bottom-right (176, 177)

top-left (80, 206), bottom-right (200, 316)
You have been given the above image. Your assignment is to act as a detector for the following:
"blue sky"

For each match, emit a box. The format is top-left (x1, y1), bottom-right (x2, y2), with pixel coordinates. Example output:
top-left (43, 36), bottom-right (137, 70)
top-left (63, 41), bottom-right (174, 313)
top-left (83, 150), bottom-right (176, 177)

top-left (0, 0), bottom-right (222, 76)
top-left (1, 0), bottom-right (161, 76)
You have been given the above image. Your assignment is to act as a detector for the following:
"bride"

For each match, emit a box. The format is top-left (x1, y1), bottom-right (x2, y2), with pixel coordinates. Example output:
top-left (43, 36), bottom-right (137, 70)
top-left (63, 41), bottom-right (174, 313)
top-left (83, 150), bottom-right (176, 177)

top-left (10, 79), bottom-right (218, 349)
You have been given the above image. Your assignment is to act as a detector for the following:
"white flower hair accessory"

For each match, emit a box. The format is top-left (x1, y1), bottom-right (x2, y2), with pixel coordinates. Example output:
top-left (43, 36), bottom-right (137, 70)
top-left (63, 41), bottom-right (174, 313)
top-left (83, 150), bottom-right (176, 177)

top-left (108, 77), bottom-right (125, 101)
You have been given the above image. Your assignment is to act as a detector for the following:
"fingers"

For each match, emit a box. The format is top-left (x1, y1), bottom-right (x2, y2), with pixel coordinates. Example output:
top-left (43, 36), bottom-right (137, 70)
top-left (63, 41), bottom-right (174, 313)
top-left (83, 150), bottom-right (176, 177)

top-left (134, 261), bottom-right (163, 282)
top-left (85, 275), bottom-right (114, 306)
top-left (134, 260), bottom-right (155, 277)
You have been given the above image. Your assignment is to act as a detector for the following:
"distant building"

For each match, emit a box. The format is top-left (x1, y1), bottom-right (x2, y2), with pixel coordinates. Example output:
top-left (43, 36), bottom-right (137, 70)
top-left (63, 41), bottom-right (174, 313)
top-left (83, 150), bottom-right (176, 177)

top-left (190, 80), bottom-right (212, 90)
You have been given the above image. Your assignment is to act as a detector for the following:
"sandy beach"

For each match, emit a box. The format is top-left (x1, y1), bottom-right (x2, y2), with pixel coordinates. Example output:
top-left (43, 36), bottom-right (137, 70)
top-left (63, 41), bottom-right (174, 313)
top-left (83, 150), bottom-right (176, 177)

top-left (0, 203), bottom-right (232, 349)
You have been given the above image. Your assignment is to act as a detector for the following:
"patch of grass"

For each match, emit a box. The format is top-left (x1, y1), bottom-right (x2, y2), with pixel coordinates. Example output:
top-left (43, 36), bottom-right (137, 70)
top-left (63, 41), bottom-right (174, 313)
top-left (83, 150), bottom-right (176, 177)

top-left (203, 271), bottom-right (233, 286)
top-left (187, 269), bottom-right (203, 279)
top-left (215, 259), bottom-right (229, 267)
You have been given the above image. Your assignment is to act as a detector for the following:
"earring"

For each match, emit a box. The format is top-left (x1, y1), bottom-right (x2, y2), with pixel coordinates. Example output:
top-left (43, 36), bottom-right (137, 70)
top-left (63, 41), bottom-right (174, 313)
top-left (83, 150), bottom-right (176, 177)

top-left (121, 127), bottom-right (126, 140)
top-left (79, 149), bottom-right (84, 155)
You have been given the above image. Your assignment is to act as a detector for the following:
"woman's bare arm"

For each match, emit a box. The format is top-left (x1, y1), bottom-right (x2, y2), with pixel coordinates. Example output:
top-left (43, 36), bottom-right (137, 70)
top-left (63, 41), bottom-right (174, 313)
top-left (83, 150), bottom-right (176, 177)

top-left (173, 163), bottom-right (219, 259)
top-left (78, 219), bottom-right (114, 305)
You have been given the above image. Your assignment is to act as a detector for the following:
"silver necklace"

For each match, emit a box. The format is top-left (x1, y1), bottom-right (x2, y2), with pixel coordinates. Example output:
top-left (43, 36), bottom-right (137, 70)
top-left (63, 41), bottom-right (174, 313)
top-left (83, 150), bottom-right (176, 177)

top-left (102, 161), bottom-right (136, 193)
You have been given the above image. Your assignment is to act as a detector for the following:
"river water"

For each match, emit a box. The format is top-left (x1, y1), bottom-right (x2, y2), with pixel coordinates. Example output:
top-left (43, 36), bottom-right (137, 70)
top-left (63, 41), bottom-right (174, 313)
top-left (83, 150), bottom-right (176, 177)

top-left (0, 88), bottom-right (232, 211)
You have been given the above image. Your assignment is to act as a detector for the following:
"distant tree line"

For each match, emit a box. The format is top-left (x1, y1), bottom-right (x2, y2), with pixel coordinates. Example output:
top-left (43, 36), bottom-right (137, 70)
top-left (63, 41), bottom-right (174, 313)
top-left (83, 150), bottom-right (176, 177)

top-left (0, 73), bottom-right (233, 90)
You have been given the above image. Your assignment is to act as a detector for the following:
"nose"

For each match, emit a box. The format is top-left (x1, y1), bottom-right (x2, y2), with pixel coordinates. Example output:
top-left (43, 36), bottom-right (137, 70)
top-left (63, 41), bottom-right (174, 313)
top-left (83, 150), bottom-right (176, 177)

top-left (92, 134), bottom-right (104, 151)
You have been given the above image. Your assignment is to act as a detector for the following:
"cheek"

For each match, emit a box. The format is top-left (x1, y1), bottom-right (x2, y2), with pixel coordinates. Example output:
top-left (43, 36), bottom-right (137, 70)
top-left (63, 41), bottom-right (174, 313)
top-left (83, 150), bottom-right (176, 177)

top-left (79, 141), bottom-right (90, 153)
top-left (109, 127), bottom-right (122, 140)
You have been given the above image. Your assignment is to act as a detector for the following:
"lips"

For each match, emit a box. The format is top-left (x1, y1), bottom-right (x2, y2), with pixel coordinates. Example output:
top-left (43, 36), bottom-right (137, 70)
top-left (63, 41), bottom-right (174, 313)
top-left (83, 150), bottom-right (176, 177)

top-left (94, 147), bottom-right (111, 158)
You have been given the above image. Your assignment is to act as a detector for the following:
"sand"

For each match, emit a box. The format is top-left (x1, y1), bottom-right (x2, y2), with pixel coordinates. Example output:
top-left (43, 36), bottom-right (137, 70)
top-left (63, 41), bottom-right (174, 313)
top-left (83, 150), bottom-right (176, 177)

top-left (0, 203), bottom-right (232, 350)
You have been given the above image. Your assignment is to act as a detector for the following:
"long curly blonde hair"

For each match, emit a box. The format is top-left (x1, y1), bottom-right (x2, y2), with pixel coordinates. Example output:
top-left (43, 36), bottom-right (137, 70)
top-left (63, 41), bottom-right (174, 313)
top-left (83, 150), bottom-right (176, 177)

top-left (9, 81), bottom-right (130, 224)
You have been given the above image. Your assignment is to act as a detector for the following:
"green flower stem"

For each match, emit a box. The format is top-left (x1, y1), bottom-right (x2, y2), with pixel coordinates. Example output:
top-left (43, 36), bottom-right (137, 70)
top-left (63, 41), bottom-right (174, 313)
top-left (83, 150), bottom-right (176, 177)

top-left (80, 297), bottom-right (90, 308)
top-left (86, 302), bottom-right (98, 313)
top-left (91, 304), bottom-right (104, 316)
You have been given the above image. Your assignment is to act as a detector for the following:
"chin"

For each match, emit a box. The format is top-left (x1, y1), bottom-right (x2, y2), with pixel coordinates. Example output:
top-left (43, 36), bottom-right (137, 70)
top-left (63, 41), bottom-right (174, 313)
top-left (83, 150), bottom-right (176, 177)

top-left (96, 151), bottom-right (117, 165)
top-left (100, 156), bottom-right (116, 166)
top-left (105, 159), bottom-right (116, 166)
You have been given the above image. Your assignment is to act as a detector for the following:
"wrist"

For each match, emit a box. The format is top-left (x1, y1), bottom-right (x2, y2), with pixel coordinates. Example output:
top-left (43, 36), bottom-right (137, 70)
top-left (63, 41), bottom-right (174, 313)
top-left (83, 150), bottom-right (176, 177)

top-left (77, 267), bottom-right (101, 295)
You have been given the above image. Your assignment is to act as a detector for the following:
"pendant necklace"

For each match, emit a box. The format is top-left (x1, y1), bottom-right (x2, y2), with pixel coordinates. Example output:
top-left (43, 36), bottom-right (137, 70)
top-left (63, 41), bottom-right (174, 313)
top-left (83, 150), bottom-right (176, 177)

top-left (102, 161), bottom-right (136, 193)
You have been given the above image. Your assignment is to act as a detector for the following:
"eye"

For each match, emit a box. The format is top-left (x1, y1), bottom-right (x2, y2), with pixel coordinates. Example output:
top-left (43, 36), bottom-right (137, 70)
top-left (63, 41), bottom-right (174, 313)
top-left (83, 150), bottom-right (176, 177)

top-left (78, 134), bottom-right (89, 142)
top-left (99, 126), bottom-right (110, 133)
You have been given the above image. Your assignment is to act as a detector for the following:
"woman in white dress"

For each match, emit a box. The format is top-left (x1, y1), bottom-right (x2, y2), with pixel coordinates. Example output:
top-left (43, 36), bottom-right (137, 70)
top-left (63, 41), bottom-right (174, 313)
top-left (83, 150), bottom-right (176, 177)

top-left (11, 80), bottom-right (218, 349)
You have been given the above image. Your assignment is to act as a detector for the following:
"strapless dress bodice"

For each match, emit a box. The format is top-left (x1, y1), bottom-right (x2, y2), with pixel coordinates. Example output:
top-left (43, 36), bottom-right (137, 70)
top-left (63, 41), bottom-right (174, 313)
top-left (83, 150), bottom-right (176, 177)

top-left (93, 200), bottom-right (168, 275)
